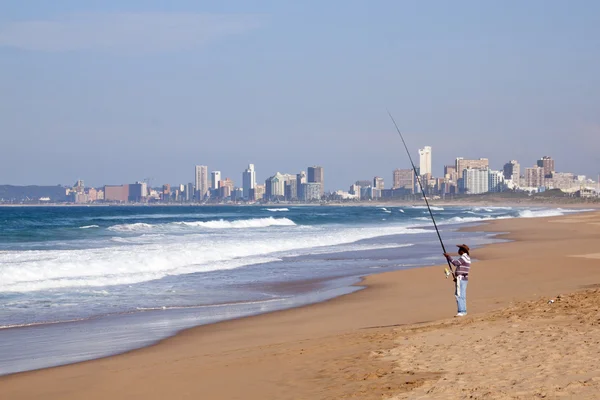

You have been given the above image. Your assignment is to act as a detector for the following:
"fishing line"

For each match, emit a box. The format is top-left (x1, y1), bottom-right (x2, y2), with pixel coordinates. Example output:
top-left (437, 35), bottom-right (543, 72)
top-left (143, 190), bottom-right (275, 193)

top-left (387, 111), bottom-right (455, 278)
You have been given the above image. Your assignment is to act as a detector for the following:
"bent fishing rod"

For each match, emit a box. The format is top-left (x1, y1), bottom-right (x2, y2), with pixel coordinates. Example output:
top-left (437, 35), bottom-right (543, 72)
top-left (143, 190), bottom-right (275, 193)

top-left (387, 111), bottom-right (455, 279)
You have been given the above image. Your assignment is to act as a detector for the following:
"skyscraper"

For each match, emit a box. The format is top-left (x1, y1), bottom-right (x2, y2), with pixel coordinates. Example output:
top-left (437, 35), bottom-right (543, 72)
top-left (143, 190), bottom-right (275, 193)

top-left (218, 178), bottom-right (234, 198)
top-left (265, 172), bottom-right (287, 199)
top-left (525, 167), bottom-right (545, 188)
top-left (242, 164), bottom-right (256, 200)
top-left (488, 170), bottom-right (505, 193)
top-left (211, 171), bottom-right (221, 191)
top-left (461, 168), bottom-right (489, 194)
top-left (393, 169), bottom-right (414, 193)
top-left (503, 160), bottom-right (521, 184)
top-left (307, 166), bottom-right (324, 196)
top-left (537, 156), bottom-right (555, 178)
top-left (373, 176), bottom-right (385, 190)
top-left (418, 146), bottom-right (432, 176)
top-left (296, 171), bottom-right (307, 200)
top-left (456, 158), bottom-right (489, 177)
top-left (195, 165), bottom-right (209, 200)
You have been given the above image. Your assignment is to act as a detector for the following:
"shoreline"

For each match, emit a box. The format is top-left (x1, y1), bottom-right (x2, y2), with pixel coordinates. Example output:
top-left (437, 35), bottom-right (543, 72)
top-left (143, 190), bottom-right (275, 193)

top-left (0, 223), bottom-right (497, 375)
top-left (2, 210), bottom-right (600, 399)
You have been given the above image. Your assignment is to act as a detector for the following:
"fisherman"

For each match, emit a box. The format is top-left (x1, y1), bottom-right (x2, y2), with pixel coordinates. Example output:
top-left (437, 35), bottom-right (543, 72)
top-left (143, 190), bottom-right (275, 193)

top-left (444, 244), bottom-right (471, 317)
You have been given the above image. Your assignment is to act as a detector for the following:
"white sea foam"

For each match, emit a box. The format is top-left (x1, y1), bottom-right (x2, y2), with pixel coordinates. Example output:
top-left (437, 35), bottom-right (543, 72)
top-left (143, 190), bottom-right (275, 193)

top-left (174, 217), bottom-right (296, 229)
top-left (412, 206), bottom-right (444, 211)
top-left (518, 209), bottom-right (566, 218)
top-left (0, 224), bottom-right (428, 293)
top-left (265, 208), bottom-right (290, 212)
top-left (79, 225), bottom-right (99, 229)
top-left (107, 222), bottom-right (154, 232)
top-left (108, 217), bottom-right (296, 232)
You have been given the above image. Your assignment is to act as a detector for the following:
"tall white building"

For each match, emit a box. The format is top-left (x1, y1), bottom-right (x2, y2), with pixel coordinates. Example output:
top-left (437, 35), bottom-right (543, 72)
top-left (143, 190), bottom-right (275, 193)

top-left (211, 171), bottom-right (221, 191)
top-left (488, 170), bottom-right (505, 193)
top-left (461, 168), bottom-right (489, 194)
top-left (242, 164), bottom-right (256, 199)
top-left (194, 165), bottom-right (209, 200)
top-left (418, 146), bottom-right (432, 176)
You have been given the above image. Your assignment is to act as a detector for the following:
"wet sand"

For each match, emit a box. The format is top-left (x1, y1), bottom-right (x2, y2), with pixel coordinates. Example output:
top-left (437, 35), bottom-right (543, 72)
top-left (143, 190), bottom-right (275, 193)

top-left (2, 211), bottom-right (600, 399)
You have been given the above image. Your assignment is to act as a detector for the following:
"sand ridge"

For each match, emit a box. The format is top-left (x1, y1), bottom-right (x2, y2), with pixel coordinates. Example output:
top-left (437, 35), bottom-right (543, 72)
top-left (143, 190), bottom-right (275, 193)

top-left (384, 289), bottom-right (600, 399)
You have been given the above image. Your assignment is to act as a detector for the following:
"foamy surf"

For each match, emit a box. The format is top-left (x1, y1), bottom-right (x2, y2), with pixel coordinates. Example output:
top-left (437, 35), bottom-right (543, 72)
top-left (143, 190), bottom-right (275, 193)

top-left (107, 217), bottom-right (296, 232)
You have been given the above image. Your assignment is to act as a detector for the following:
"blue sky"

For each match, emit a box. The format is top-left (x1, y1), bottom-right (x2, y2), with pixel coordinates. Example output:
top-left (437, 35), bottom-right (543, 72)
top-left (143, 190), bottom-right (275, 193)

top-left (1, 0), bottom-right (599, 188)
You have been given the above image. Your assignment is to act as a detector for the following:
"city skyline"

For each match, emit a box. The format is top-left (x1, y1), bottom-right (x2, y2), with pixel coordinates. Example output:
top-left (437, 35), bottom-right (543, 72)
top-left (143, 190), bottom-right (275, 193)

top-left (1, 1), bottom-right (599, 188)
top-left (2, 149), bottom-right (598, 204)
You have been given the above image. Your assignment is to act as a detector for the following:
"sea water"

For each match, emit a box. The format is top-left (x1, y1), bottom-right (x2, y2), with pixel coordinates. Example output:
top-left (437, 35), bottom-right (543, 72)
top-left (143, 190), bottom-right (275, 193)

top-left (0, 205), bottom-right (580, 374)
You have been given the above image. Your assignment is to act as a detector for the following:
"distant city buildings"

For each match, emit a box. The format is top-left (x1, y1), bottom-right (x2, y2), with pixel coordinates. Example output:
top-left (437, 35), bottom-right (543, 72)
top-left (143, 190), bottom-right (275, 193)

top-left (418, 146), bottom-right (432, 176)
top-left (503, 160), bottom-right (521, 186)
top-left (6, 146), bottom-right (598, 205)
top-left (307, 166), bottom-right (324, 197)
top-left (392, 169), bottom-right (414, 194)
top-left (104, 184), bottom-right (129, 203)
top-left (461, 168), bottom-right (489, 195)
top-left (195, 165), bottom-right (209, 200)
top-left (242, 164), bottom-right (256, 200)
top-left (373, 176), bottom-right (385, 191)
top-left (537, 156), bottom-right (555, 178)
top-left (219, 178), bottom-right (234, 198)
top-left (525, 166), bottom-right (546, 188)
top-left (211, 171), bottom-right (221, 191)
top-left (456, 158), bottom-right (489, 176)
top-left (488, 170), bottom-right (505, 193)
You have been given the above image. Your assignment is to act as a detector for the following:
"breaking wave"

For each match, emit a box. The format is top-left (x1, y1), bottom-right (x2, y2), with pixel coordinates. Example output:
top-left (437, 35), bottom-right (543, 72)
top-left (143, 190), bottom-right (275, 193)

top-left (107, 218), bottom-right (296, 232)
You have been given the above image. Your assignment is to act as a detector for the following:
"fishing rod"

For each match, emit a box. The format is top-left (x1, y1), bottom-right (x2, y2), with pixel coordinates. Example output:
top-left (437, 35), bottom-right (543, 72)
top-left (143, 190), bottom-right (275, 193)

top-left (387, 111), bottom-right (455, 279)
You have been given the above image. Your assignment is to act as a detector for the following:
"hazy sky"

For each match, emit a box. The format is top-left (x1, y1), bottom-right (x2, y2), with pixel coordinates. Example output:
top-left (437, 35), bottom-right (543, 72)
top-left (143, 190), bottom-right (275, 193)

top-left (1, 0), bottom-right (599, 189)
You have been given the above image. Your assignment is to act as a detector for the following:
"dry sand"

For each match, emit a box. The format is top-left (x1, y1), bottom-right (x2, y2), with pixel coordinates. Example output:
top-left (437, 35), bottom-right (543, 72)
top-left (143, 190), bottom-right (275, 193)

top-left (2, 211), bottom-right (600, 399)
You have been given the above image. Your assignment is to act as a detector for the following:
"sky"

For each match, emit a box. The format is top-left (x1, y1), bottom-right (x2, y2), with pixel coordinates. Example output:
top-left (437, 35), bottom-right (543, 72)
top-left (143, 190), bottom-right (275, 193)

top-left (1, 0), bottom-right (599, 189)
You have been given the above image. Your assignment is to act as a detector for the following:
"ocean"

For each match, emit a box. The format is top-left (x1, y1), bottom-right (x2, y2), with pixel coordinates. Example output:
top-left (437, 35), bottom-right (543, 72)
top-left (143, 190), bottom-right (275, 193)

top-left (0, 204), bottom-right (580, 374)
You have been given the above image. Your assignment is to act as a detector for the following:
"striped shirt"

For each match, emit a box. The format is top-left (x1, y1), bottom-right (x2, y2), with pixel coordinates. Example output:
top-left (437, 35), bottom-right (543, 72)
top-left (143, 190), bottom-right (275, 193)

top-left (449, 254), bottom-right (471, 280)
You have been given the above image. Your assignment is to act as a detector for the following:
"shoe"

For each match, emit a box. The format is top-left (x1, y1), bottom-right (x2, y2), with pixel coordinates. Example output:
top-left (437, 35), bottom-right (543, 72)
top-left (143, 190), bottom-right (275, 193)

top-left (455, 312), bottom-right (467, 317)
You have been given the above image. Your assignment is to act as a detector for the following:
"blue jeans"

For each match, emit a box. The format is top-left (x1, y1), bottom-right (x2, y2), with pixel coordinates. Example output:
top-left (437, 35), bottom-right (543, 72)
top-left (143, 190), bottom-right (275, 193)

top-left (455, 278), bottom-right (468, 313)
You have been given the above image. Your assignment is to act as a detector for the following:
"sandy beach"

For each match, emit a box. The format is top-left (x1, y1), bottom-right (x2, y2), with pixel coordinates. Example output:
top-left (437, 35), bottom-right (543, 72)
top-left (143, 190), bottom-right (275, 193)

top-left (2, 210), bottom-right (600, 399)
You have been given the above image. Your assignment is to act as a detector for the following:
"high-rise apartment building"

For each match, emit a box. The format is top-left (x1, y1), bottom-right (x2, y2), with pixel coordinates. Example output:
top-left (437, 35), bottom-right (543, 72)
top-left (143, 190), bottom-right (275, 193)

top-left (456, 158), bottom-right (489, 177)
top-left (253, 184), bottom-right (266, 202)
top-left (285, 179), bottom-right (298, 200)
top-left (302, 182), bottom-right (321, 202)
top-left (242, 164), bottom-right (256, 200)
top-left (195, 165), bottom-right (209, 200)
top-left (296, 171), bottom-right (307, 201)
top-left (129, 182), bottom-right (148, 202)
top-left (373, 177), bottom-right (385, 190)
top-left (444, 165), bottom-right (458, 182)
top-left (525, 167), bottom-right (545, 188)
top-left (211, 171), bottom-right (221, 191)
top-left (307, 166), bottom-right (324, 196)
top-left (265, 172), bottom-right (288, 199)
top-left (418, 146), bottom-right (432, 176)
top-left (162, 184), bottom-right (171, 202)
top-left (548, 172), bottom-right (575, 191)
top-left (393, 169), bottom-right (414, 193)
top-left (185, 183), bottom-right (194, 202)
top-left (218, 178), bottom-right (234, 198)
top-left (488, 170), bottom-right (505, 193)
top-left (537, 156), bottom-right (555, 178)
top-left (503, 160), bottom-right (521, 185)
top-left (461, 168), bottom-right (489, 194)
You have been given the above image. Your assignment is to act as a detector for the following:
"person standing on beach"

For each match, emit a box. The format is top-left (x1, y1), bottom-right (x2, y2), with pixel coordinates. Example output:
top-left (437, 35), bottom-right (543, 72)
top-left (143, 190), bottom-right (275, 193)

top-left (444, 244), bottom-right (471, 317)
